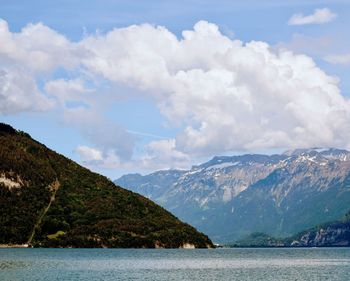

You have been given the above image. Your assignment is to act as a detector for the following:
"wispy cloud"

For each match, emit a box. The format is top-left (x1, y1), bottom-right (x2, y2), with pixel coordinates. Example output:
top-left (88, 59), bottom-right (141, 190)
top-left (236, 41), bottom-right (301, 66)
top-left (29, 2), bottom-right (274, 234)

top-left (127, 130), bottom-right (167, 140)
top-left (288, 8), bottom-right (337, 25)
top-left (324, 54), bottom-right (350, 65)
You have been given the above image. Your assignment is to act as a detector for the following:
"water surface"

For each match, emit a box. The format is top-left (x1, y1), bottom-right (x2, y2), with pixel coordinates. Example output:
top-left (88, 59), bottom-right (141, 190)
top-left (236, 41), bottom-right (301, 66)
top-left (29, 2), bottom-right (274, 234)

top-left (1, 248), bottom-right (350, 280)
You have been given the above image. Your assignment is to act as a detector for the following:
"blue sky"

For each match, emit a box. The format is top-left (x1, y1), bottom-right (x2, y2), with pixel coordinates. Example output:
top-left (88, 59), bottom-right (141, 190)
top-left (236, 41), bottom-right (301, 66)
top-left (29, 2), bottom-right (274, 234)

top-left (1, 0), bottom-right (349, 178)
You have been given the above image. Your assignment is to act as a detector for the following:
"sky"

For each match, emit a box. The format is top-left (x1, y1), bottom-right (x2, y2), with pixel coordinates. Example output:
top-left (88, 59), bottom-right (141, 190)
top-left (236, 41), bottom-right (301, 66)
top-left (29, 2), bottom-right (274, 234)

top-left (1, 0), bottom-right (349, 178)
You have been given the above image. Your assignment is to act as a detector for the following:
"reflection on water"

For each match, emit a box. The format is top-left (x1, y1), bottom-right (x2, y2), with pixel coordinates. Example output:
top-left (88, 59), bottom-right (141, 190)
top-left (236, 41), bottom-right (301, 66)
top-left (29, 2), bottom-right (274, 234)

top-left (1, 248), bottom-right (350, 281)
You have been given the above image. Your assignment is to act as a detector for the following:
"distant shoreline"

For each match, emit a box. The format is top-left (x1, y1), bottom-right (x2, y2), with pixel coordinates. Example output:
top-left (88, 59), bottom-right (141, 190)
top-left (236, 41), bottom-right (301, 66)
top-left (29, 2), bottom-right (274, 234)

top-left (1, 245), bottom-right (350, 249)
top-left (0, 244), bottom-right (29, 248)
top-left (227, 245), bottom-right (350, 249)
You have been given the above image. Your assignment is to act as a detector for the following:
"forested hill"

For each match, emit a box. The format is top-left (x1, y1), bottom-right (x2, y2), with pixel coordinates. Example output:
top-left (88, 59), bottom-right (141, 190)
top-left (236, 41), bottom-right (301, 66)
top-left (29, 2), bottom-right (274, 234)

top-left (0, 123), bottom-right (213, 248)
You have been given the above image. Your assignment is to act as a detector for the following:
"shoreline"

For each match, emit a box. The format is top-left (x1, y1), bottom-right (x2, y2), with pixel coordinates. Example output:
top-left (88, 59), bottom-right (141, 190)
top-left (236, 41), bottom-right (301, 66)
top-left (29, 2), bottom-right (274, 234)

top-left (1, 245), bottom-right (350, 249)
top-left (227, 245), bottom-right (350, 248)
top-left (0, 244), bottom-right (29, 248)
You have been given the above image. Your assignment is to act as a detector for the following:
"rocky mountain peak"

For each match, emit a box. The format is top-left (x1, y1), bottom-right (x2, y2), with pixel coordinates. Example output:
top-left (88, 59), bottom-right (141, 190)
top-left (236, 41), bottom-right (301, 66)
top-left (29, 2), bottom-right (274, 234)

top-left (116, 147), bottom-right (350, 243)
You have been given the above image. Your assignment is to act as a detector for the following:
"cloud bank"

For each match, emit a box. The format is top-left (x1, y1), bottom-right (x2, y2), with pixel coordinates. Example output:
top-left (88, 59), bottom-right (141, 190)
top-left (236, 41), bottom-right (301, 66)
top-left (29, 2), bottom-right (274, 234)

top-left (288, 8), bottom-right (337, 25)
top-left (1, 19), bottom-right (350, 170)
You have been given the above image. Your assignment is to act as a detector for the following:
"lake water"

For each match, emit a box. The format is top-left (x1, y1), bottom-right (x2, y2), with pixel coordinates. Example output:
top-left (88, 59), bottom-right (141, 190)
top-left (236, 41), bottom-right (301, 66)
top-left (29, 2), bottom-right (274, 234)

top-left (1, 248), bottom-right (350, 280)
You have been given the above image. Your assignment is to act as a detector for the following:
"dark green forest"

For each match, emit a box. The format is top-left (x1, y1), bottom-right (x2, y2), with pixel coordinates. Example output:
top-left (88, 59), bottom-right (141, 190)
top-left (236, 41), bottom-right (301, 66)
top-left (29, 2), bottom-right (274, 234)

top-left (0, 123), bottom-right (213, 248)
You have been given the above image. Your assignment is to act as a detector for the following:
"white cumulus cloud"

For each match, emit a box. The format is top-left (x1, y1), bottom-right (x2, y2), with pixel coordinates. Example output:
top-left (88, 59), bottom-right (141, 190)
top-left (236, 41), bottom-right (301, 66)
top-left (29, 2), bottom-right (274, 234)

top-left (2, 19), bottom-right (350, 170)
top-left (0, 19), bottom-right (81, 72)
top-left (0, 68), bottom-right (53, 114)
top-left (76, 145), bottom-right (127, 169)
top-left (141, 139), bottom-right (191, 170)
top-left (288, 8), bottom-right (337, 25)
top-left (76, 145), bottom-right (103, 162)
top-left (80, 20), bottom-right (350, 157)
top-left (0, 18), bottom-right (81, 115)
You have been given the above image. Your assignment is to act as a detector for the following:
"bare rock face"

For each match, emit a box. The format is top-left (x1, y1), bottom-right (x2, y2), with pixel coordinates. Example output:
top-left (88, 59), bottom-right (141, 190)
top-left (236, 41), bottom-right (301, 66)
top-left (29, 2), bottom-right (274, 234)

top-left (289, 217), bottom-right (350, 247)
top-left (116, 148), bottom-right (350, 243)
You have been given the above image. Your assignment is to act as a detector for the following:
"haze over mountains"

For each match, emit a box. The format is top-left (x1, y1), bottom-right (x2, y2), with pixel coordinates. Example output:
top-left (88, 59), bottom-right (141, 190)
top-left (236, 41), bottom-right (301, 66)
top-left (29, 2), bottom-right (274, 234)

top-left (116, 148), bottom-right (350, 243)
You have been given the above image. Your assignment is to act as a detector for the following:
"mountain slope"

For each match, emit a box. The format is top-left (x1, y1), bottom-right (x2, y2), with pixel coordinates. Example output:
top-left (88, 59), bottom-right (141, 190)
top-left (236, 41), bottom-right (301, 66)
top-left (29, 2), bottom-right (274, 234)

top-left (0, 123), bottom-right (213, 248)
top-left (221, 151), bottom-right (350, 240)
top-left (116, 149), bottom-right (350, 243)
top-left (287, 211), bottom-right (350, 247)
top-left (234, 212), bottom-right (350, 247)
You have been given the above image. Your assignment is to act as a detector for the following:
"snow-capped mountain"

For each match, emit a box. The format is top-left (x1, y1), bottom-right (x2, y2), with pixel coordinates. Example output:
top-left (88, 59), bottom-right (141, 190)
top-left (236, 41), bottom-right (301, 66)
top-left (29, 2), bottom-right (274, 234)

top-left (116, 148), bottom-right (350, 243)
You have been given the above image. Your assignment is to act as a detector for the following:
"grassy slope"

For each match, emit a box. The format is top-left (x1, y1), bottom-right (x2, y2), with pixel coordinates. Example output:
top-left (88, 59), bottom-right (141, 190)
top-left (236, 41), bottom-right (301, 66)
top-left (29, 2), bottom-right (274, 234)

top-left (0, 124), bottom-right (213, 248)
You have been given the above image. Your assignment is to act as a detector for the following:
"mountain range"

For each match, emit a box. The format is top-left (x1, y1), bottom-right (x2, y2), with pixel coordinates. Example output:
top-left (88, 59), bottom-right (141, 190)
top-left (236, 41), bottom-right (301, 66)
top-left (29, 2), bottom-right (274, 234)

top-left (116, 148), bottom-right (350, 243)
top-left (0, 123), bottom-right (213, 248)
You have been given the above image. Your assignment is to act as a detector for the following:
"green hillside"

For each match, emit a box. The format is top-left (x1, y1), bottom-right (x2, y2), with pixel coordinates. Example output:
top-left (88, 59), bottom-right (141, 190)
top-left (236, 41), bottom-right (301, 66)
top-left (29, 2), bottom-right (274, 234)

top-left (0, 123), bottom-right (213, 248)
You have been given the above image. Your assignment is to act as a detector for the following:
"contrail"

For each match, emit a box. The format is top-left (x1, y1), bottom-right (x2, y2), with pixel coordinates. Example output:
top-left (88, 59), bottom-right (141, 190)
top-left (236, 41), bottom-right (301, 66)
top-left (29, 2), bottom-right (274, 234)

top-left (127, 130), bottom-right (167, 140)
